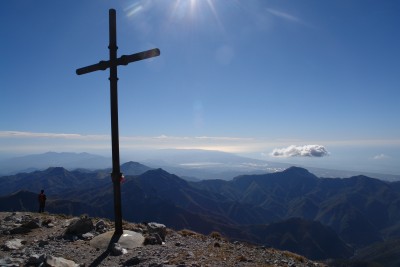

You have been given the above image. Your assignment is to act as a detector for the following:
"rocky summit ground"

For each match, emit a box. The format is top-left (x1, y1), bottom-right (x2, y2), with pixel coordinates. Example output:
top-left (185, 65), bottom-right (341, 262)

top-left (0, 212), bottom-right (326, 267)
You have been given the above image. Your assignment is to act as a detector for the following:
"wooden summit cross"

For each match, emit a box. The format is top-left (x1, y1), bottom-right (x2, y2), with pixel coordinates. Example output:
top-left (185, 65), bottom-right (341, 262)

top-left (76, 9), bottom-right (160, 235)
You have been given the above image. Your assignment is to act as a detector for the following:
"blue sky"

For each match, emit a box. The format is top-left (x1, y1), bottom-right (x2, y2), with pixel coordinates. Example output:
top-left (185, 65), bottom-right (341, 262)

top-left (0, 0), bottom-right (399, 175)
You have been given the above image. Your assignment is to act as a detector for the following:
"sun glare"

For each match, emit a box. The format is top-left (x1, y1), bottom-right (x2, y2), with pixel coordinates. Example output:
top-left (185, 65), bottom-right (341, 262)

top-left (124, 0), bottom-right (224, 33)
top-left (171, 0), bottom-right (200, 18)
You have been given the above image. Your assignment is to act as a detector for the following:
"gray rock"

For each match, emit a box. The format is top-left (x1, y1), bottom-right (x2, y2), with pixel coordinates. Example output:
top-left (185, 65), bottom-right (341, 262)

top-left (45, 255), bottom-right (79, 267)
top-left (27, 254), bottom-right (46, 264)
top-left (0, 257), bottom-right (24, 267)
top-left (63, 217), bottom-right (79, 227)
top-left (4, 215), bottom-right (14, 221)
top-left (144, 233), bottom-right (163, 245)
top-left (22, 220), bottom-right (40, 229)
top-left (82, 232), bottom-right (95, 240)
top-left (147, 222), bottom-right (167, 241)
top-left (64, 217), bottom-right (94, 236)
top-left (10, 226), bottom-right (32, 234)
top-left (90, 230), bottom-right (144, 250)
top-left (187, 251), bottom-right (195, 258)
top-left (95, 220), bottom-right (107, 231)
top-left (2, 239), bottom-right (24, 250)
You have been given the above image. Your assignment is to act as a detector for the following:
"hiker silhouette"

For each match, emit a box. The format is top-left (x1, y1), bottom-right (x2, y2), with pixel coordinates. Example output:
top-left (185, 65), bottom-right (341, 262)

top-left (38, 189), bottom-right (47, 213)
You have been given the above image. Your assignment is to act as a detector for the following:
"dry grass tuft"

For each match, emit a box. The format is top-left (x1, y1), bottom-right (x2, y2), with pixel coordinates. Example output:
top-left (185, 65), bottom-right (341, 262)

top-left (282, 250), bottom-right (306, 262)
top-left (236, 254), bottom-right (247, 262)
top-left (178, 229), bottom-right (204, 239)
top-left (209, 231), bottom-right (223, 240)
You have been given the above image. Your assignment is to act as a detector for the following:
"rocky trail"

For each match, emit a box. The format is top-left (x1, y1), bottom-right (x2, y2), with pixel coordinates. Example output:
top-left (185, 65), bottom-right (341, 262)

top-left (0, 212), bottom-right (325, 267)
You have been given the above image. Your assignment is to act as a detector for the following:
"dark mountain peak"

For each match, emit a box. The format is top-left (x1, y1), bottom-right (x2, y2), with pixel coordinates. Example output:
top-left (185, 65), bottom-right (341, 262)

top-left (0, 152), bottom-right (111, 175)
top-left (283, 166), bottom-right (314, 177)
top-left (233, 166), bottom-right (317, 184)
top-left (122, 161), bottom-right (144, 167)
top-left (349, 174), bottom-right (378, 181)
top-left (44, 166), bottom-right (70, 175)
top-left (121, 161), bottom-right (152, 175)
top-left (138, 168), bottom-right (188, 187)
top-left (142, 168), bottom-right (173, 177)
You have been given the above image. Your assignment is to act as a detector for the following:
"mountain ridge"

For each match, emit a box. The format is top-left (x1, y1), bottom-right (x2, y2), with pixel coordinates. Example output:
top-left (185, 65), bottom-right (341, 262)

top-left (1, 150), bottom-right (399, 181)
top-left (1, 165), bottom-right (400, 263)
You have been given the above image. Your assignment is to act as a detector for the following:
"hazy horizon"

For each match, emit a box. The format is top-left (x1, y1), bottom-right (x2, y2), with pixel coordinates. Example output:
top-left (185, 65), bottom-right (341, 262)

top-left (1, 148), bottom-right (399, 177)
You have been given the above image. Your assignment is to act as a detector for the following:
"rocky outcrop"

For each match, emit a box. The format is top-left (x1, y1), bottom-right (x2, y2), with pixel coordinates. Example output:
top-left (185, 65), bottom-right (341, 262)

top-left (63, 215), bottom-right (94, 237)
top-left (0, 212), bottom-right (326, 266)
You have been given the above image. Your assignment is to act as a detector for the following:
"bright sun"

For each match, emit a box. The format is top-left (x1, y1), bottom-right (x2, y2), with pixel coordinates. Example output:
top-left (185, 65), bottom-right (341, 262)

top-left (124, 0), bottom-right (220, 24)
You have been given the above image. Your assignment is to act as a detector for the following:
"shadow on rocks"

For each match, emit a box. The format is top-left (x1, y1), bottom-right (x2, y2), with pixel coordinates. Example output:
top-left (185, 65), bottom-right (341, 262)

top-left (88, 232), bottom-right (122, 267)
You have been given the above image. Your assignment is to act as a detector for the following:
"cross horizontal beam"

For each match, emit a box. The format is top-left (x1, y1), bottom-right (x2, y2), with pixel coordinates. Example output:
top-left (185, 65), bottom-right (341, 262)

top-left (76, 48), bottom-right (160, 75)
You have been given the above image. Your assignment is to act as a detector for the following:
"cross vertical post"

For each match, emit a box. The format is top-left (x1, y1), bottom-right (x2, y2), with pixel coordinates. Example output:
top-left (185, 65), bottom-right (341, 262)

top-left (76, 8), bottom-right (160, 235)
top-left (108, 9), bottom-right (123, 235)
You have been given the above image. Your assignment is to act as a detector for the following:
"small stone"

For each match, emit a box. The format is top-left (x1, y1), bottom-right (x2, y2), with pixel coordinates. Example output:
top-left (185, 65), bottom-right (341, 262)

top-left (144, 233), bottom-right (162, 245)
top-left (3, 239), bottom-right (24, 250)
top-left (38, 240), bottom-right (49, 247)
top-left (82, 232), bottom-right (94, 240)
top-left (95, 220), bottom-right (107, 231)
top-left (27, 254), bottom-right (46, 264)
top-left (45, 255), bottom-right (79, 267)
top-left (124, 256), bottom-right (141, 266)
top-left (22, 220), bottom-right (40, 229)
top-left (110, 242), bottom-right (127, 256)
top-left (42, 218), bottom-right (52, 226)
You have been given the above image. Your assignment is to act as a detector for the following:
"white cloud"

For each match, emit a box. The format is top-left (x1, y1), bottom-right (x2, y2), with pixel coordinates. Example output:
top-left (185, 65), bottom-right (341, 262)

top-left (373, 154), bottom-right (390, 160)
top-left (270, 145), bottom-right (329, 158)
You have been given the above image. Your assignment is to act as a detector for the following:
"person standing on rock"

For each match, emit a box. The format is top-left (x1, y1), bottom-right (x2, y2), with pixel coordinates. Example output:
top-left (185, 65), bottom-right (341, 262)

top-left (38, 189), bottom-right (47, 213)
